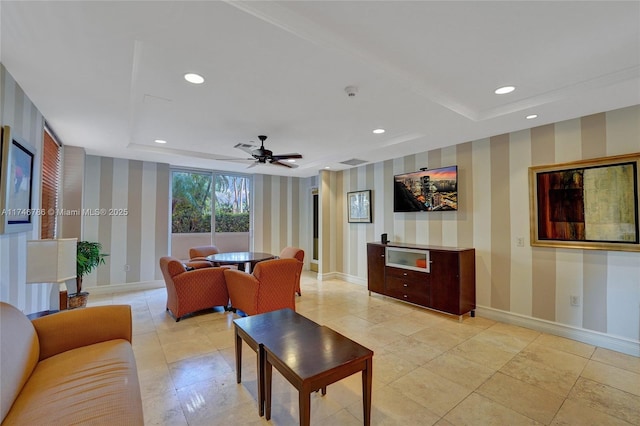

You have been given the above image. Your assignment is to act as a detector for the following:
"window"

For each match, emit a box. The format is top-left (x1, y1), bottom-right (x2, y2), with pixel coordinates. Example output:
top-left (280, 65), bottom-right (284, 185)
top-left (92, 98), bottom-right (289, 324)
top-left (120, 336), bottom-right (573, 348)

top-left (41, 127), bottom-right (61, 238)
top-left (171, 170), bottom-right (212, 233)
top-left (170, 170), bottom-right (251, 234)
top-left (214, 174), bottom-right (250, 232)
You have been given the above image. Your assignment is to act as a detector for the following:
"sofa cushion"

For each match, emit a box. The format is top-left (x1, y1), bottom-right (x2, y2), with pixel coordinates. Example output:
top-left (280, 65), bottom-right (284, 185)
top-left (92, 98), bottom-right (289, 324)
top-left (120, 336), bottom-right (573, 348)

top-left (2, 339), bottom-right (143, 425)
top-left (0, 302), bottom-right (40, 422)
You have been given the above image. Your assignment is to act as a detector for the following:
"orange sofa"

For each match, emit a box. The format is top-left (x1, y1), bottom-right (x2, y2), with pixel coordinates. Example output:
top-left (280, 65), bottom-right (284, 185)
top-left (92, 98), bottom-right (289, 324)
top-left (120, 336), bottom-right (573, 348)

top-left (0, 302), bottom-right (143, 425)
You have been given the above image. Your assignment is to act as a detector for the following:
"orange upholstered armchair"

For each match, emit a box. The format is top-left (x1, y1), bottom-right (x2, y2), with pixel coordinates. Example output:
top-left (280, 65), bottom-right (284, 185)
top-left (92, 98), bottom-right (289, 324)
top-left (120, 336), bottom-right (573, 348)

top-left (224, 258), bottom-right (301, 316)
top-left (159, 256), bottom-right (229, 321)
top-left (188, 245), bottom-right (220, 266)
top-left (279, 246), bottom-right (305, 295)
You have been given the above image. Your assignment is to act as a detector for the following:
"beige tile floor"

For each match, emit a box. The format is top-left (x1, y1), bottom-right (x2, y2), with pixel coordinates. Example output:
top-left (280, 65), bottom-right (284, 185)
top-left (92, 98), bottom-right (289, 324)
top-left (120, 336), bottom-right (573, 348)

top-left (89, 272), bottom-right (640, 425)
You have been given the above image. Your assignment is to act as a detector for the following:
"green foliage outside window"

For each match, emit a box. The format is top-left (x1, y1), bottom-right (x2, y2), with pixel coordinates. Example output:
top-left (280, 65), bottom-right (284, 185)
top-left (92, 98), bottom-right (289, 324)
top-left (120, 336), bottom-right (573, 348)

top-left (215, 212), bottom-right (250, 232)
top-left (172, 171), bottom-right (250, 233)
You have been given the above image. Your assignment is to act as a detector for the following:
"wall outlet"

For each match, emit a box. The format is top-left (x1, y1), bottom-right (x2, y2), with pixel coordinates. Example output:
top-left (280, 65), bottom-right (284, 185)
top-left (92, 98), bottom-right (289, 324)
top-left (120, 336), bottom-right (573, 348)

top-left (516, 237), bottom-right (525, 247)
top-left (570, 295), bottom-right (581, 306)
top-left (124, 264), bottom-right (130, 272)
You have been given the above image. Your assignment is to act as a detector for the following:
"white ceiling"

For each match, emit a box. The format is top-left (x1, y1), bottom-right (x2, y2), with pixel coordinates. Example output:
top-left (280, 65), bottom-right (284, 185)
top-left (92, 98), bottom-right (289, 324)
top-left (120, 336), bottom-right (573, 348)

top-left (1, 1), bottom-right (638, 177)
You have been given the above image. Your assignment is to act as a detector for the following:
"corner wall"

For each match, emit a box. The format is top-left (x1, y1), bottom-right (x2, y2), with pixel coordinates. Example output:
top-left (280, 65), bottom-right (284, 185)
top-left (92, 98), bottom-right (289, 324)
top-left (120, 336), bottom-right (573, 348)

top-left (81, 155), bottom-right (170, 289)
top-left (0, 64), bottom-right (51, 313)
top-left (331, 105), bottom-right (640, 353)
top-left (252, 173), bottom-right (314, 269)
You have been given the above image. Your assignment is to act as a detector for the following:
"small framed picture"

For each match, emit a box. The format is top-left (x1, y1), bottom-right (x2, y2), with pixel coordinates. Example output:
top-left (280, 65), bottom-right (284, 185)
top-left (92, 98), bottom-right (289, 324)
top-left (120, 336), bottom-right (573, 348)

top-left (347, 190), bottom-right (372, 223)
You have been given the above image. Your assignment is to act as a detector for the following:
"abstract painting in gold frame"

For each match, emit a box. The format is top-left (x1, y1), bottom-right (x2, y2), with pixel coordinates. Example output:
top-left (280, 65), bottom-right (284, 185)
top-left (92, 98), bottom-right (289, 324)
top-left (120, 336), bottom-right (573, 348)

top-left (529, 153), bottom-right (640, 252)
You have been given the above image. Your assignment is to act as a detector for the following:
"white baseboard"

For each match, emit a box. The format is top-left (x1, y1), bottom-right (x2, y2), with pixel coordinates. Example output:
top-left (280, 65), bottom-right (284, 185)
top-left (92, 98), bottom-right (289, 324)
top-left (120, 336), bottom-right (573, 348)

top-left (339, 273), bottom-right (366, 286)
top-left (317, 272), bottom-right (338, 281)
top-left (316, 271), bottom-right (366, 286)
top-left (84, 280), bottom-right (164, 296)
top-left (477, 306), bottom-right (640, 357)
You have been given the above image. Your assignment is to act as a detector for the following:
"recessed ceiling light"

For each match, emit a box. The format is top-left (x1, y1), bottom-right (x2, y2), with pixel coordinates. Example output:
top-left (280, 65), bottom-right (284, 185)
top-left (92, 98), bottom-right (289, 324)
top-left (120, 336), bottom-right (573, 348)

top-left (184, 73), bottom-right (205, 84)
top-left (324, 166), bottom-right (330, 169)
top-left (373, 128), bottom-right (385, 134)
top-left (526, 114), bottom-right (538, 120)
top-left (154, 139), bottom-right (167, 144)
top-left (494, 86), bottom-right (515, 95)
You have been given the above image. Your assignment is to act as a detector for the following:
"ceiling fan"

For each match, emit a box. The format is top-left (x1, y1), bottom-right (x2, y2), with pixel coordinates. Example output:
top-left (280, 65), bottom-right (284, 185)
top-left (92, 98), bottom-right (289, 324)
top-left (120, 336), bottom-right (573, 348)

top-left (234, 135), bottom-right (302, 168)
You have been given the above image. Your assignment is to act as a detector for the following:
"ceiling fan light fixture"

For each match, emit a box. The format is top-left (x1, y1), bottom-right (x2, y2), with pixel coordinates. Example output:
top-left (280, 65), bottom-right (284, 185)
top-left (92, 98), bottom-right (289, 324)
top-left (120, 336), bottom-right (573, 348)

top-left (494, 85), bottom-right (515, 95)
top-left (234, 135), bottom-right (302, 169)
top-left (184, 73), bottom-right (205, 84)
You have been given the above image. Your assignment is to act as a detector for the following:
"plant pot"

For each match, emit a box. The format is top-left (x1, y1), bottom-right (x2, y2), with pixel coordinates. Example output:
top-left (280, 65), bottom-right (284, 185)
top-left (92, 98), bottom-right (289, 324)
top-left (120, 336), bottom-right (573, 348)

top-left (68, 291), bottom-right (90, 309)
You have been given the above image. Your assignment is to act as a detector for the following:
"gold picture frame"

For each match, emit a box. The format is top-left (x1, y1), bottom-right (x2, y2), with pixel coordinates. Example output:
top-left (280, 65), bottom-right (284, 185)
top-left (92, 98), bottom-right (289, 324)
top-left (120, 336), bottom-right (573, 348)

top-left (529, 152), bottom-right (640, 252)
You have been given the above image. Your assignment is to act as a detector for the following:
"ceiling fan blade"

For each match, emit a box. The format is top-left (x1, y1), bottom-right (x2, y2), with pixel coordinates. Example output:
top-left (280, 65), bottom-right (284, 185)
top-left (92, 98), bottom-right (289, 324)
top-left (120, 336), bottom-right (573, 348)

top-left (234, 142), bottom-right (258, 155)
top-left (271, 153), bottom-right (302, 161)
top-left (246, 162), bottom-right (258, 169)
top-left (222, 157), bottom-right (255, 162)
top-left (271, 160), bottom-right (298, 168)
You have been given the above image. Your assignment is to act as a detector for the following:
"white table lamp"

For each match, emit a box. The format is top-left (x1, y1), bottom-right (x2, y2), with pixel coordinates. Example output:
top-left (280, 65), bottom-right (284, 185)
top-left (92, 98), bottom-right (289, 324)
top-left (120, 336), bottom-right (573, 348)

top-left (26, 238), bottom-right (77, 284)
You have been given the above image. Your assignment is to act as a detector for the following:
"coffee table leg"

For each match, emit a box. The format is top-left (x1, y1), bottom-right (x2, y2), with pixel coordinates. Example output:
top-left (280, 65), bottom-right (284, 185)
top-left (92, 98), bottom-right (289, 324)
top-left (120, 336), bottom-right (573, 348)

top-left (299, 385), bottom-right (311, 426)
top-left (258, 344), bottom-right (265, 417)
top-left (264, 347), bottom-right (271, 420)
top-left (235, 328), bottom-right (242, 384)
top-left (363, 358), bottom-right (373, 426)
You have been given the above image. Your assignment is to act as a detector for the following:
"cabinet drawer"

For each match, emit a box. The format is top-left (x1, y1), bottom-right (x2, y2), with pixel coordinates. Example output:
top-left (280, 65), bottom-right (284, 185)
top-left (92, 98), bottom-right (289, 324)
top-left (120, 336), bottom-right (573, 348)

top-left (386, 287), bottom-right (429, 306)
top-left (385, 274), bottom-right (430, 306)
top-left (385, 267), bottom-right (429, 283)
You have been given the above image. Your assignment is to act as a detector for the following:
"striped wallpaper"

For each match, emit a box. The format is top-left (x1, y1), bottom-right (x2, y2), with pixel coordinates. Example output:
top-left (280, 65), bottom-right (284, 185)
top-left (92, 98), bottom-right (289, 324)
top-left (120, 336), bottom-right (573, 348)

top-left (81, 156), bottom-right (169, 288)
top-left (252, 173), bottom-right (314, 261)
top-left (0, 64), bottom-right (52, 314)
top-left (326, 105), bottom-right (639, 351)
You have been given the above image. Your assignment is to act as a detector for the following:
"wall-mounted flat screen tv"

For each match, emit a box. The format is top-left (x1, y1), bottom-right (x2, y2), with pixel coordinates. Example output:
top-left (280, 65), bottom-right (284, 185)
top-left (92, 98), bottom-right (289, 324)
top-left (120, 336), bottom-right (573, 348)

top-left (393, 165), bottom-right (458, 212)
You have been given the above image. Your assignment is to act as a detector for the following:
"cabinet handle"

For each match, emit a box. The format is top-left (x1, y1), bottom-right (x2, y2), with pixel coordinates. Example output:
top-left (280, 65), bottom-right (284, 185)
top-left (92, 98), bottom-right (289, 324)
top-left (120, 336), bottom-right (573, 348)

top-left (403, 284), bottom-right (408, 287)
top-left (403, 272), bottom-right (408, 276)
top-left (403, 295), bottom-right (408, 298)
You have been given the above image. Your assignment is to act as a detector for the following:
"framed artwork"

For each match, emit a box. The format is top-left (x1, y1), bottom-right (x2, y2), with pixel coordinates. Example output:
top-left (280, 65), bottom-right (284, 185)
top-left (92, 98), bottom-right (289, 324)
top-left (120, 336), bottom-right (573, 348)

top-left (348, 190), bottom-right (372, 223)
top-left (1, 125), bottom-right (36, 234)
top-left (529, 153), bottom-right (640, 251)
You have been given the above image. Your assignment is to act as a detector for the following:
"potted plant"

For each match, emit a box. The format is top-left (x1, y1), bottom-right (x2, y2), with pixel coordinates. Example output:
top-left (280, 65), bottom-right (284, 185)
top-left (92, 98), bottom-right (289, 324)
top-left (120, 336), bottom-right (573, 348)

top-left (68, 241), bottom-right (108, 309)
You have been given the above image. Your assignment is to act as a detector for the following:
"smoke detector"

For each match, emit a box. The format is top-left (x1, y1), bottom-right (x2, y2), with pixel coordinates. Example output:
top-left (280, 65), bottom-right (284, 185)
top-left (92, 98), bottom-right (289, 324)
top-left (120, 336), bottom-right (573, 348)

top-left (344, 85), bottom-right (358, 97)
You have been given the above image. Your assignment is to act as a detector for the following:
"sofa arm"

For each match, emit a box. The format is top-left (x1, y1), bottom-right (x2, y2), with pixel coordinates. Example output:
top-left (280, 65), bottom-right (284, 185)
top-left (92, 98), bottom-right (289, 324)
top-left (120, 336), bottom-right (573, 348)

top-left (31, 305), bottom-right (133, 361)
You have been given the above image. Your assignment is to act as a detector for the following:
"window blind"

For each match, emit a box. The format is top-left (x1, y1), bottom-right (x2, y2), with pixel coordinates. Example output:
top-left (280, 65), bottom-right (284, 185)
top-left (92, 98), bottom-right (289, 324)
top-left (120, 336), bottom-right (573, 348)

top-left (41, 128), bottom-right (61, 238)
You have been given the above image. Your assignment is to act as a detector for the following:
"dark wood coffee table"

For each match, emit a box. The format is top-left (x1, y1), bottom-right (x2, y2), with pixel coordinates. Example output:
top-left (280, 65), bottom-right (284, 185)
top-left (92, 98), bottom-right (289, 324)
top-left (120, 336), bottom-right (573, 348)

top-left (233, 309), bottom-right (320, 416)
top-left (263, 325), bottom-right (373, 426)
top-left (233, 309), bottom-right (373, 425)
top-left (207, 251), bottom-right (275, 272)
